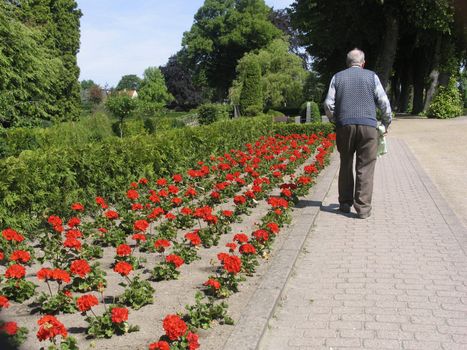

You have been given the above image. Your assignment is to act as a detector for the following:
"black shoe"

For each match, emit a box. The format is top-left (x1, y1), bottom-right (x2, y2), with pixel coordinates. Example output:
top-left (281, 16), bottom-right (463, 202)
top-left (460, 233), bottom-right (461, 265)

top-left (339, 203), bottom-right (351, 213)
top-left (357, 212), bottom-right (371, 219)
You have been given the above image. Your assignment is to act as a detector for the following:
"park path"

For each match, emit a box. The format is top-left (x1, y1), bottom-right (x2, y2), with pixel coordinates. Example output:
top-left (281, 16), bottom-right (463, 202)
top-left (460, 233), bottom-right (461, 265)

top-left (258, 118), bottom-right (467, 350)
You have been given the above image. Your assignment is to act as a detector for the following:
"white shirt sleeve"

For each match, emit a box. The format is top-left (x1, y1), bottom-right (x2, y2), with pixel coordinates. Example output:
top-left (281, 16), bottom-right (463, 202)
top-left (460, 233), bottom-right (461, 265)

top-left (323, 75), bottom-right (336, 123)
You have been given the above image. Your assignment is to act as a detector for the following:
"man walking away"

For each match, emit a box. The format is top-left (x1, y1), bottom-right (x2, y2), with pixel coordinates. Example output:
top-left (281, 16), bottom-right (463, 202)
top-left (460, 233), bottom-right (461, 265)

top-left (324, 48), bottom-right (392, 219)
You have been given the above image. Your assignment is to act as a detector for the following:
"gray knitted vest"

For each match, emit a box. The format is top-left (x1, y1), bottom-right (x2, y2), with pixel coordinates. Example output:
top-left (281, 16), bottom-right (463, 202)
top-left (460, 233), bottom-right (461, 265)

top-left (334, 67), bottom-right (377, 128)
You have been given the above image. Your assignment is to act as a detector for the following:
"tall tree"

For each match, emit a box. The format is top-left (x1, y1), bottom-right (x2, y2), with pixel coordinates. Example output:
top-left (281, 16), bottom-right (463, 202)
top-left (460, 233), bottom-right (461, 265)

top-left (116, 74), bottom-right (142, 91)
top-left (21, 0), bottom-right (82, 121)
top-left (160, 50), bottom-right (205, 110)
top-left (182, 0), bottom-right (282, 100)
top-left (138, 67), bottom-right (174, 115)
top-left (290, 0), bottom-right (465, 114)
top-left (0, 1), bottom-right (63, 127)
top-left (231, 38), bottom-right (307, 111)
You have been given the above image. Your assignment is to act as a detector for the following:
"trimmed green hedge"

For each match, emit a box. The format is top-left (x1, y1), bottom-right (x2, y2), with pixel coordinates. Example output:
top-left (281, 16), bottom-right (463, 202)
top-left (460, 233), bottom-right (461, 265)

top-left (272, 122), bottom-right (334, 136)
top-left (0, 117), bottom-right (334, 231)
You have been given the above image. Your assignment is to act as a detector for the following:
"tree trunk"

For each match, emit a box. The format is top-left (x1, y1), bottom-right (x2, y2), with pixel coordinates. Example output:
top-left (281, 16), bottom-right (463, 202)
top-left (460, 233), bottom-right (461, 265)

top-left (398, 60), bottom-right (412, 113)
top-left (423, 37), bottom-right (442, 112)
top-left (411, 48), bottom-right (428, 115)
top-left (375, 14), bottom-right (399, 90)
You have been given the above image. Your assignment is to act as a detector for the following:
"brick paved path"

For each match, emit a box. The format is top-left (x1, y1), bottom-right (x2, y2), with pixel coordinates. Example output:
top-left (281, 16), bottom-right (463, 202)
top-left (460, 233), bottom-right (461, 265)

top-left (259, 138), bottom-right (467, 350)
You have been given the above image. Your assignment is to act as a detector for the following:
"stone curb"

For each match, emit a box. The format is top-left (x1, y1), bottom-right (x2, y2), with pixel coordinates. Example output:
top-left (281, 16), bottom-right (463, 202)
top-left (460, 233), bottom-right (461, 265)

top-left (399, 139), bottom-right (467, 254)
top-left (222, 151), bottom-right (340, 350)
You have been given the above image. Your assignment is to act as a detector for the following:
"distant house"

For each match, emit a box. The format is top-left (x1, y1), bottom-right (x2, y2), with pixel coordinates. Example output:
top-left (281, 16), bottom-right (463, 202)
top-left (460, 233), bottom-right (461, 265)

top-left (122, 89), bottom-right (138, 99)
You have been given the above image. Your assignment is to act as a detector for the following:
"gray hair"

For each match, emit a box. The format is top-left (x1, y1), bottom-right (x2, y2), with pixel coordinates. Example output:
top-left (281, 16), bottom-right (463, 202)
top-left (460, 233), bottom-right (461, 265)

top-left (346, 48), bottom-right (365, 67)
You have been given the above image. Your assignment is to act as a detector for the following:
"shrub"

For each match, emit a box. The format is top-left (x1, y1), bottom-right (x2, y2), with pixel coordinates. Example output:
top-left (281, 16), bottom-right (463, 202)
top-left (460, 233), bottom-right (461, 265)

top-left (197, 104), bottom-right (230, 125)
top-left (0, 116), bottom-right (334, 232)
top-left (239, 61), bottom-right (263, 117)
top-left (0, 113), bottom-right (113, 158)
top-left (300, 101), bottom-right (321, 123)
top-left (105, 95), bottom-right (139, 137)
top-left (426, 78), bottom-right (463, 119)
top-left (111, 119), bottom-right (147, 137)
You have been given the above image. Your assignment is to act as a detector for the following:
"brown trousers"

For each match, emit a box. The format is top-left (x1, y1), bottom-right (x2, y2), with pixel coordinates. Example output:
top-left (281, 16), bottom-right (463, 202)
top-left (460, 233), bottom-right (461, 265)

top-left (336, 125), bottom-right (378, 215)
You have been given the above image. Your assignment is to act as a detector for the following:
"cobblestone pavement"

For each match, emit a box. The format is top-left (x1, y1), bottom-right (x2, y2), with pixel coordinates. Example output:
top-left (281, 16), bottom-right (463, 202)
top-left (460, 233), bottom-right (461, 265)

top-left (390, 116), bottom-right (467, 229)
top-left (259, 137), bottom-right (467, 350)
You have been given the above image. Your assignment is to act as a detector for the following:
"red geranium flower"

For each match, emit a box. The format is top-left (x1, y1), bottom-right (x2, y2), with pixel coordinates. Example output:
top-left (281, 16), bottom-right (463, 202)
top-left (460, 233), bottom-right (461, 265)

top-left (105, 210), bottom-right (119, 220)
top-left (172, 197), bottom-right (183, 206)
top-left (71, 203), bottom-right (84, 211)
top-left (154, 239), bottom-right (171, 252)
top-left (266, 222), bottom-right (280, 234)
top-left (166, 254), bottom-right (184, 268)
top-left (233, 233), bottom-right (249, 243)
top-left (139, 177), bottom-right (149, 185)
top-left (226, 242), bottom-right (237, 252)
top-left (5, 264), bottom-right (26, 279)
top-left (222, 210), bottom-right (233, 217)
top-left (131, 203), bottom-right (143, 211)
top-left (222, 255), bottom-right (242, 274)
top-left (127, 189), bottom-right (139, 200)
top-left (76, 294), bottom-right (98, 312)
top-left (111, 307), bottom-right (129, 323)
top-left (114, 261), bottom-right (133, 276)
top-left (1, 228), bottom-right (24, 242)
top-left (0, 296), bottom-right (9, 308)
top-left (95, 196), bottom-right (108, 209)
top-left (116, 244), bottom-right (132, 257)
top-left (185, 231), bottom-right (201, 246)
top-left (240, 243), bottom-right (257, 255)
top-left (165, 213), bottom-right (176, 221)
top-left (187, 331), bottom-right (200, 350)
top-left (47, 216), bottom-right (62, 227)
top-left (133, 219), bottom-right (149, 232)
top-left (162, 314), bottom-right (187, 340)
top-left (0, 251), bottom-right (3, 260)
top-left (253, 229), bottom-right (269, 242)
top-left (37, 315), bottom-right (67, 341)
top-left (70, 259), bottom-right (91, 278)
top-left (156, 178), bottom-right (167, 186)
top-left (132, 233), bottom-right (147, 242)
top-left (63, 237), bottom-right (82, 250)
top-left (173, 174), bottom-right (183, 183)
top-left (51, 269), bottom-right (71, 283)
top-left (181, 207), bottom-right (193, 216)
top-left (203, 278), bottom-right (221, 290)
top-left (9, 250), bottom-right (31, 263)
top-left (66, 229), bottom-right (83, 239)
top-left (234, 195), bottom-right (246, 205)
top-left (149, 341), bottom-right (170, 350)
top-left (0, 321), bottom-right (18, 335)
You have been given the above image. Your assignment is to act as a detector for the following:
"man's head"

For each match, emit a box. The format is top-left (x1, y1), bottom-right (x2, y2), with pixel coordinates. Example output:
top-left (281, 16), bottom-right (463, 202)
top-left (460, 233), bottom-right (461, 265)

top-left (346, 48), bottom-right (365, 68)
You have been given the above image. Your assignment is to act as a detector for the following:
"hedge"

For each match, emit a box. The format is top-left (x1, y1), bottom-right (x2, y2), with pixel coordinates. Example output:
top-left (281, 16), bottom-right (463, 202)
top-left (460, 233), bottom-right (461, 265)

top-left (0, 117), bottom-right (334, 231)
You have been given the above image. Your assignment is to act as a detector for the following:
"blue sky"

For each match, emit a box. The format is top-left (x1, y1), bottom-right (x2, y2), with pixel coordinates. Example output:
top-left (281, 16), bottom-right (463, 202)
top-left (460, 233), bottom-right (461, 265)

top-left (76, 0), bottom-right (294, 87)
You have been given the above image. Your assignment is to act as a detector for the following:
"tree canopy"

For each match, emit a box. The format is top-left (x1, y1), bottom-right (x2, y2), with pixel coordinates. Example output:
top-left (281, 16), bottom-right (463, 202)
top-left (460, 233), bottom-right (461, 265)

top-left (231, 38), bottom-right (308, 111)
top-left (0, 0), bottom-right (82, 127)
top-left (182, 0), bottom-right (283, 100)
top-left (138, 67), bottom-right (174, 115)
top-left (116, 74), bottom-right (142, 91)
top-left (290, 0), bottom-right (466, 114)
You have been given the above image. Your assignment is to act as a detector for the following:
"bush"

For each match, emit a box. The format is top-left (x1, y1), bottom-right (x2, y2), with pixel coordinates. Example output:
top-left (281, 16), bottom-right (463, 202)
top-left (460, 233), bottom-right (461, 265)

top-left (0, 117), bottom-right (272, 230)
top-left (426, 78), bottom-right (463, 119)
top-left (239, 61), bottom-right (263, 117)
top-left (111, 119), bottom-right (147, 137)
top-left (300, 101), bottom-right (321, 123)
top-left (197, 104), bottom-right (230, 125)
top-left (0, 113), bottom-right (113, 158)
top-left (272, 121), bottom-right (334, 137)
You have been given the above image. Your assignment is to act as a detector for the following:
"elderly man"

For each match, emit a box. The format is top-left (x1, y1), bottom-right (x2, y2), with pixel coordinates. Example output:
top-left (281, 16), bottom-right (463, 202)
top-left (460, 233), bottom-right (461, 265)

top-left (324, 48), bottom-right (392, 219)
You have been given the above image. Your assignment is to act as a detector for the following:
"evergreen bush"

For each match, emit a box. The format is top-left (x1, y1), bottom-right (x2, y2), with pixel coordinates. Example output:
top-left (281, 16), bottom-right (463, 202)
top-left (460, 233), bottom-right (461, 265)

top-left (197, 104), bottom-right (230, 125)
top-left (239, 61), bottom-right (263, 116)
top-left (426, 78), bottom-right (463, 119)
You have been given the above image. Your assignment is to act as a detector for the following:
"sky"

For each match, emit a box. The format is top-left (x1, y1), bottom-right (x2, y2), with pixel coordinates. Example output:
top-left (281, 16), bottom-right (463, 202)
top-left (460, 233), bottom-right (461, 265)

top-left (76, 0), bottom-right (294, 87)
